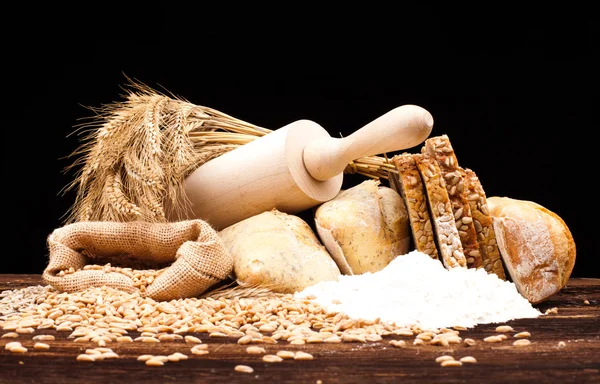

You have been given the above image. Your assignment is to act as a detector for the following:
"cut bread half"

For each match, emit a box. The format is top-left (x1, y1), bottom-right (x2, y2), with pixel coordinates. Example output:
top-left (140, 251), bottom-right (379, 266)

top-left (422, 135), bottom-right (483, 269)
top-left (413, 153), bottom-right (467, 269)
top-left (487, 196), bottom-right (576, 303)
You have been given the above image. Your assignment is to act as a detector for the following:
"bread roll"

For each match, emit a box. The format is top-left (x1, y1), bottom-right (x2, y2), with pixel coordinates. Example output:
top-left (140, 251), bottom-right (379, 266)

top-left (487, 196), bottom-right (576, 304)
top-left (314, 179), bottom-right (411, 275)
top-left (219, 209), bottom-right (341, 294)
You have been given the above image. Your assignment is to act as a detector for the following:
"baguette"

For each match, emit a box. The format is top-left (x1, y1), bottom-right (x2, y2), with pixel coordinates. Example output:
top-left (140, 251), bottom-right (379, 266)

top-left (487, 196), bottom-right (576, 304)
top-left (423, 135), bottom-right (483, 269)
top-left (390, 153), bottom-right (439, 260)
top-left (414, 153), bottom-right (467, 269)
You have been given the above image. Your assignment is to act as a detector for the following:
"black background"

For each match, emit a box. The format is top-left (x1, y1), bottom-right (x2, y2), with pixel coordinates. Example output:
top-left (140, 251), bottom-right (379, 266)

top-left (5, 5), bottom-right (598, 278)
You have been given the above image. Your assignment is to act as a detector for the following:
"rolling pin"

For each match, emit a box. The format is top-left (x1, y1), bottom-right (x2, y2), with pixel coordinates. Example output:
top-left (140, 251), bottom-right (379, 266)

top-left (173, 104), bottom-right (433, 229)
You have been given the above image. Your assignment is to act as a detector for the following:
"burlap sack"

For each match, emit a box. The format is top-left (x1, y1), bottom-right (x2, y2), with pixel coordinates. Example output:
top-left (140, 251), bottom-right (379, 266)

top-left (43, 220), bottom-right (233, 301)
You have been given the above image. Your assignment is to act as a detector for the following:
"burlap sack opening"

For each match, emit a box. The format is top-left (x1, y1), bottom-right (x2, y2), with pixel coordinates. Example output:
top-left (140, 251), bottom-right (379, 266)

top-left (43, 220), bottom-right (233, 301)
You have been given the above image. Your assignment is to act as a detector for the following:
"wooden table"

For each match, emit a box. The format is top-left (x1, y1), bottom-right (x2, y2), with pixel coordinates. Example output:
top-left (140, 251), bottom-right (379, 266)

top-left (1, 275), bottom-right (598, 383)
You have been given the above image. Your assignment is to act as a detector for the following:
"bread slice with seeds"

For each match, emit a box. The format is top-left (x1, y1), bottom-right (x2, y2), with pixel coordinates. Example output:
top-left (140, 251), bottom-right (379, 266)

top-left (413, 153), bottom-right (467, 269)
top-left (461, 168), bottom-right (507, 280)
top-left (390, 153), bottom-right (439, 260)
top-left (422, 135), bottom-right (483, 269)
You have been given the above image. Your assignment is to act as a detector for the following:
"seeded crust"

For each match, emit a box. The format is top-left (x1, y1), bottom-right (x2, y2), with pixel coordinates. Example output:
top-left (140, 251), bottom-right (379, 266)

top-left (413, 153), bottom-right (467, 269)
top-left (390, 153), bottom-right (439, 260)
top-left (422, 135), bottom-right (483, 269)
top-left (461, 168), bottom-right (507, 280)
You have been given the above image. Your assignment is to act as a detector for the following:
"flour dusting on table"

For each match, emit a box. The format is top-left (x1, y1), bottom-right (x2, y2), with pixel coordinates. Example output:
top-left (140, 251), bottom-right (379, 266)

top-left (295, 250), bottom-right (541, 329)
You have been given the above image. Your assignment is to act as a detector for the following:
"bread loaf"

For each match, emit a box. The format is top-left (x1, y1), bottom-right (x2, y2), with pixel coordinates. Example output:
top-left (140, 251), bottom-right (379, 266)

top-left (487, 196), bottom-right (576, 304)
top-left (219, 209), bottom-right (341, 294)
top-left (314, 179), bottom-right (411, 275)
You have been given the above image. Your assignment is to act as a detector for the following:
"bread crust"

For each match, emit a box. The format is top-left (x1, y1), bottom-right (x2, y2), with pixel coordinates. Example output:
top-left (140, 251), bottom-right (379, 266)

top-left (462, 168), bottom-right (507, 280)
top-left (390, 153), bottom-right (439, 260)
top-left (487, 196), bottom-right (576, 304)
top-left (423, 135), bottom-right (483, 269)
top-left (414, 153), bottom-right (467, 269)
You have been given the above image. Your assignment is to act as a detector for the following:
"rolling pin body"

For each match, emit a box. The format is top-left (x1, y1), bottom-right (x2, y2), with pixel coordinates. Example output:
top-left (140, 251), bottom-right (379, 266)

top-left (175, 104), bottom-right (433, 229)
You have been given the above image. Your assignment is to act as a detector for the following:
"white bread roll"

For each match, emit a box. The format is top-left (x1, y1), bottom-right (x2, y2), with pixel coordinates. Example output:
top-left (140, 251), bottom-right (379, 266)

top-left (314, 179), bottom-right (411, 275)
top-left (487, 196), bottom-right (576, 304)
top-left (219, 209), bottom-right (341, 294)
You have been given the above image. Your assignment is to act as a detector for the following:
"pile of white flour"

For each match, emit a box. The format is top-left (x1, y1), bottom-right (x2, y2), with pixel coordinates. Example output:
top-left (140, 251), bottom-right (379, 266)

top-left (295, 250), bottom-right (542, 329)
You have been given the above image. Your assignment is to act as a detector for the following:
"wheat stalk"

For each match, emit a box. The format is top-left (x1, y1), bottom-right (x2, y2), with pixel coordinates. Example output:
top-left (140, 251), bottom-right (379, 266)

top-left (62, 76), bottom-right (392, 224)
top-left (201, 279), bottom-right (282, 300)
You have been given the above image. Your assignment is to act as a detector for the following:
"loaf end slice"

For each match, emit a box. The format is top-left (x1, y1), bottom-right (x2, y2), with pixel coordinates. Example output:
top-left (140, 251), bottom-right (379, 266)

top-left (390, 153), bottom-right (439, 260)
top-left (423, 135), bottom-right (483, 269)
top-left (414, 153), bottom-right (467, 269)
top-left (462, 168), bottom-right (507, 280)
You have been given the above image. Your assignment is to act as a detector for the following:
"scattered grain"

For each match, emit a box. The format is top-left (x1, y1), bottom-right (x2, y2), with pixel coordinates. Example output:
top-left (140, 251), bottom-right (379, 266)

top-left (459, 356), bottom-right (477, 363)
top-left (513, 339), bottom-right (531, 347)
top-left (76, 354), bottom-right (96, 362)
top-left (102, 352), bottom-right (119, 359)
top-left (435, 355), bottom-right (455, 363)
top-left (34, 342), bottom-right (50, 350)
top-left (545, 307), bottom-right (559, 315)
top-left (234, 364), bottom-right (254, 373)
top-left (2, 332), bottom-right (18, 338)
top-left (440, 360), bottom-right (462, 367)
top-left (9, 345), bottom-right (28, 353)
top-left (145, 359), bottom-right (165, 366)
top-left (558, 341), bottom-right (566, 348)
top-left (246, 346), bottom-right (266, 354)
top-left (464, 338), bottom-right (476, 346)
top-left (184, 335), bottom-right (202, 344)
top-left (5, 341), bottom-right (22, 351)
top-left (32, 334), bottom-right (55, 341)
top-left (276, 350), bottom-right (296, 359)
top-left (514, 332), bottom-right (531, 339)
top-left (495, 325), bottom-right (514, 333)
top-left (168, 352), bottom-right (189, 362)
top-left (294, 351), bottom-right (314, 360)
top-left (323, 335), bottom-right (342, 343)
top-left (583, 300), bottom-right (590, 305)
top-left (483, 335), bottom-right (504, 343)
top-left (389, 340), bottom-right (407, 348)
top-left (263, 354), bottom-right (283, 363)
top-left (191, 344), bottom-right (209, 355)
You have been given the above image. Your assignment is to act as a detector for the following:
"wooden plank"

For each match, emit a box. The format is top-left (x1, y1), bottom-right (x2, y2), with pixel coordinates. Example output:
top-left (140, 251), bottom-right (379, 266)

top-left (1, 275), bottom-right (599, 384)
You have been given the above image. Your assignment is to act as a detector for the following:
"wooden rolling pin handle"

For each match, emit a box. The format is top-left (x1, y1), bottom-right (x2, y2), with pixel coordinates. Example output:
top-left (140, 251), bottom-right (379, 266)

top-left (302, 104), bottom-right (434, 181)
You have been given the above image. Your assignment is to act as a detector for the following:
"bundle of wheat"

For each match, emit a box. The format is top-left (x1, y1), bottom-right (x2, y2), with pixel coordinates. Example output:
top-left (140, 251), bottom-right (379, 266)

top-left (63, 78), bottom-right (393, 225)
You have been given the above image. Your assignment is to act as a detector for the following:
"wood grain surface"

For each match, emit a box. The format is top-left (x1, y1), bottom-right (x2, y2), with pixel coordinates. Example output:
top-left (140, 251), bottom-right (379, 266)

top-left (1, 275), bottom-right (598, 384)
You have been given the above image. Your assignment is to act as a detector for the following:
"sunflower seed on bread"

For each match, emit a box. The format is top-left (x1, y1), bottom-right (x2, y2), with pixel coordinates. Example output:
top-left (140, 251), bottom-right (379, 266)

top-left (413, 153), bottom-right (467, 269)
top-left (390, 153), bottom-right (439, 260)
top-left (422, 135), bottom-right (483, 269)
